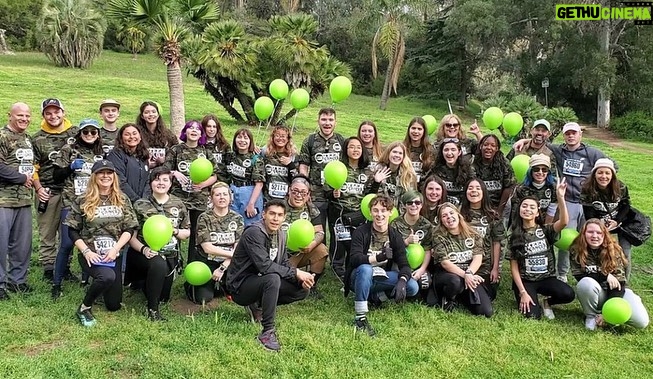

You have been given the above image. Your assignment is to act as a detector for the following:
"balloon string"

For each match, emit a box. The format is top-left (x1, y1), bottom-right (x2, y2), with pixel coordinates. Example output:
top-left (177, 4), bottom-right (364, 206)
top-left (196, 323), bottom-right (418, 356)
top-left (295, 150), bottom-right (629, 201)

top-left (256, 120), bottom-right (263, 146)
top-left (291, 112), bottom-right (299, 135)
top-left (267, 100), bottom-right (279, 130)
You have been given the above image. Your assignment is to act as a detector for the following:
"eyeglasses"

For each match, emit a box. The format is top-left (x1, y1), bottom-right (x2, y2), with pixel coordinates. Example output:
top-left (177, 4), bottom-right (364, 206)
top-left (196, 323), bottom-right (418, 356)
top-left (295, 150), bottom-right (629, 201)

top-left (532, 167), bottom-right (549, 173)
top-left (405, 200), bottom-right (422, 206)
top-left (82, 129), bottom-right (98, 136)
top-left (445, 123), bottom-right (460, 128)
top-left (442, 138), bottom-right (460, 143)
top-left (290, 189), bottom-right (309, 196)
top-left (187, 125), bottom-right (202, 131)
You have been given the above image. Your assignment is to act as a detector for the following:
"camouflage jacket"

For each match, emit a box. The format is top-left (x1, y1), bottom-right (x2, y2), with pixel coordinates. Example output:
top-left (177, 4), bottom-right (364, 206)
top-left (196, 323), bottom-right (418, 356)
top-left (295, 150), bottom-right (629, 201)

top-left (298, 132), bottom-right (345, 202)
top-left (164, 143), bottom-right (217, 211)
top-left (0, 126), bottom-right (34, 207)
top-left (196, 209), bottom-right (244, 261)
top-left (54, 144), bottom-right (105, 207)
top-left (32, 123), bottom-right (79, 191)
top-left (133, 194), bottom-right (190, 257)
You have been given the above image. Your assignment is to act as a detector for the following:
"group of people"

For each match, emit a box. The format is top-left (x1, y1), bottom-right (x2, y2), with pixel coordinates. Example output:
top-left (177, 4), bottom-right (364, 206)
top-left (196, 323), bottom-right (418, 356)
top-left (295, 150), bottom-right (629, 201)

top-left (0, 100), bottom-right (648, 353)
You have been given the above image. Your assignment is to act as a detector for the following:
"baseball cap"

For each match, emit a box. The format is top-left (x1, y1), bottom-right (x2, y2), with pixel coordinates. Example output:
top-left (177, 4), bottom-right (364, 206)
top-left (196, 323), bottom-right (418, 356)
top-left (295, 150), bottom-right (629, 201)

top-left (79, 118), bottom-right (101, 130)
top-left (562, 122), bottom-right (581, 133)
top-left (532, 119), bottom-right (551, 131)
top-left (41, 98), bottom-right (64, 114)
top-left (91, 159), bottom-right (116, 174)
top-left (99, 99), bottom-right (121, 111)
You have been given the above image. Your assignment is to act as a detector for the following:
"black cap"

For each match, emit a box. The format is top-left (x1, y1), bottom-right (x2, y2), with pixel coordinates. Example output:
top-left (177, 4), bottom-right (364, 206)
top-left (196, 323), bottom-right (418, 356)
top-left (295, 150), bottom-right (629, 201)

top-left (91, 160), bottom-right (116, 174)
top-left (41, 98), bottom-right (64, 114)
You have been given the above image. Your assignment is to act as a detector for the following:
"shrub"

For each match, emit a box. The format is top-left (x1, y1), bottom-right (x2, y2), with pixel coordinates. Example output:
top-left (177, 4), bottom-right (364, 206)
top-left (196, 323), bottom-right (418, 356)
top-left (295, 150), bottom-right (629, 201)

top-left (611, 111), bottom-right (653, 142)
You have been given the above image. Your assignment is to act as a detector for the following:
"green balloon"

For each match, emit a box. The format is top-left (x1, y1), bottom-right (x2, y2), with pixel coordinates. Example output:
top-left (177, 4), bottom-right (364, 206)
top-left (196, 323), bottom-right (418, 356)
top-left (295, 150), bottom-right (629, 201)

top-left (389, 207), bottom-right (399, 223)
top-left (554, 228), bottom-right (580, 250)
top-left (511, 154), bottom-right (530, 183)
top-left (329, 76), bottom-right (352, 103)
top-left (361, 194), bottom-right (376, 221)
top-left (324, 161), bottom-right (347, 189)
top-left (482, 107), bottom-right (503, 130)
top-left (423, 115), bottom-right (437, 135)
top-left (287, 219), bottom-right (314, 249)
top-left (290, 88), bottom-right (310, 110)
top-left (503, 112), bottom-right (524, 136)
top-left (254, 96), bottom-right (274, 120)
top-left (602, 297), bottom-right (632, 325)
top-left (184, 261), bottom-right (212, 286)
top-left (189, 157), bottom-right (213, 184)
top-left (287, 237), bottom-right (300, 252)
top-left (142, 215), bottom-right (173, 251)
top-left (269, 79), bottom-right (289, 100)
top-left (406, 243), bottom-right (425, 269)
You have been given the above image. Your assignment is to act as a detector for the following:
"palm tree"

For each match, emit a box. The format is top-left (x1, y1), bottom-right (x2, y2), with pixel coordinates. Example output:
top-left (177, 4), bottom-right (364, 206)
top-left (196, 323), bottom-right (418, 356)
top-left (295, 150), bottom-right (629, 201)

top-left (107, 0), bottom-right (219, 135)
top-left (37, 0), bottom-right (106, 69)
top-left (117, 25), bottom-right (147, 60)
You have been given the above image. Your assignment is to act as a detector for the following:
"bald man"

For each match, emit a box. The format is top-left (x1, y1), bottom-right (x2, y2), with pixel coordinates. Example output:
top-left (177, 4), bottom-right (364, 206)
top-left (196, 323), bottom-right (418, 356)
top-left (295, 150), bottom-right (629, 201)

top-left (0, 103), bottom-right (35, 299)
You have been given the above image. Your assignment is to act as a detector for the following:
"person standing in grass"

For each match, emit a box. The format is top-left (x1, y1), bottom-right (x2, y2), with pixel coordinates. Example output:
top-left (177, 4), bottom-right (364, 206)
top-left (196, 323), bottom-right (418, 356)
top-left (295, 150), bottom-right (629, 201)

top-left (433, 114), bottom-right (481, 158)
top-left (202, 114), bottom-right (230, 183)
top-left (431, 138), bottom-right (476, 206)
top-left (345, 195), bottom-right (419, 336)
top-left (136, 101), bottom-right (178, 168)
top-left (472, 134), bottom-right (516, 215)
top-left (402, 117), bottom-right (436, 185)
top-left (32, 98), bottom-right (78, 282)
top-left (570, 219), bottom-right (649, 330)
top-left (261, 125), bottom-right (298, 202)
top-left (64, 160), bottom-right (138, 327)
top-left (509, 154), bottom-right (558, 227)
top-left (420, 174), bottom-right (448, 226)
top-left (98, 99), bottom-right (120, 155)
top-left (106, 123), bottom-right (151, 203)
top-left (128, 167), bottom-right (190, 321)
top-left (224, 199), bottom-right (314, 352)
top-left (506, 119), bottom-right (557, 174)
top-left (357, 120), bottom-right (382, 171)
top-left (0, 102), bottom-right (35, 300)
top-left (227, 128), bottom-right (265, 227)
top-left (508, 178), bottom-right (575, 320)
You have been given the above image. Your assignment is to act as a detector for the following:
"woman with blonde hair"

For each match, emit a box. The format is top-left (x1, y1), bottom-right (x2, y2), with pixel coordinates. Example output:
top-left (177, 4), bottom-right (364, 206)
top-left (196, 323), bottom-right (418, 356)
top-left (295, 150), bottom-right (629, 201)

top-left (570, 219), bottom-right (649, 330)
top-left (375, 141), bottom-right (417, 204)
top-left (64, 160), bottom-right (138, 327)
top-left (434, 114), bottom-right (481, 158)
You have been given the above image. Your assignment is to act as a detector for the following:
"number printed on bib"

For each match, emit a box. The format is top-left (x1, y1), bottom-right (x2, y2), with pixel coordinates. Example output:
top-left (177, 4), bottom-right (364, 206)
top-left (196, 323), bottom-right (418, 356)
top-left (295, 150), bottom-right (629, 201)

top-left (334, 223), bottom-right (351, 241)
top-left (18, 164), bottom-right (35, 176)
top-left (74, 177), bottom-right (90, 195)
top-left (525, 256), bottom-right (548, 274)
top-left (268, 182), bottom-right (289, 198)
top-left (149, 148), bottom-right (166, 160)
top-left (562, 159), bottom-right (583, 176)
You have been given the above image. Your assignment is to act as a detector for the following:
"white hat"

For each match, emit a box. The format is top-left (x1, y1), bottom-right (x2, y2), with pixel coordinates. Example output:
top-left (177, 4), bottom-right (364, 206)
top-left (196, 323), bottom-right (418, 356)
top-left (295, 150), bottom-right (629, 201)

top-left (529, 154), bottom-right (551, 168)
top-left (532, 119), bottom-right (551, 131)
top-left (592, 158), bottom-right (615, 173)
top-left (562, 122), bottom-right (581, 133)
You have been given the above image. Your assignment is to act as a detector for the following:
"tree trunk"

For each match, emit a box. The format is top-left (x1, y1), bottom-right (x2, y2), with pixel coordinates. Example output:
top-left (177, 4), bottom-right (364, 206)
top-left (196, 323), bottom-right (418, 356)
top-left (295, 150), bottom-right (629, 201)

top-left (167, 60), bottom-right (186, 136)
top-left (379, 61), bottom-right (393, 110)
top-left (199, 74), bottom-right (246, 122)
top-left (597, 20), bottom-right (610, 129)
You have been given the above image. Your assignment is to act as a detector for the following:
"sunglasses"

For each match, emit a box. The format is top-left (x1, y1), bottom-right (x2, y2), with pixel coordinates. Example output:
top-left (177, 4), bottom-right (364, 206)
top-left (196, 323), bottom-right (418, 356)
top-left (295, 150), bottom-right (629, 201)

top-left (445, 123), bottom-right (460, 128)
top-left (442, 138), bottom-right (460, 144)
top-left (532, 167), bottom-right (549, 173)
top-left (82, 129), bottom-right (98, 136)
top-left (405, 200), bottom-right (422, 206)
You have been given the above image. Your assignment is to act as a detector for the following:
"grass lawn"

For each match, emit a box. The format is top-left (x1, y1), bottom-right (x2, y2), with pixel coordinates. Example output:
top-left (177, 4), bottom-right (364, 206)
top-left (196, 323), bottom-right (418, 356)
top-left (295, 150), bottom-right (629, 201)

top-left (1, 51), bottom-right (653, 378)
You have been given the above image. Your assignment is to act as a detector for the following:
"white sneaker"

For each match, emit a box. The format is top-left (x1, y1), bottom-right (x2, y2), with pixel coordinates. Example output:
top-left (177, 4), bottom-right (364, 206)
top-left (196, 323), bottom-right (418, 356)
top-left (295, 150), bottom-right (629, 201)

top-left (542, 299), bottom-right (555, 320)
top-left (585, 316), bottom-right (597, 331)
top-left (557, 275), bottom-right (568, 283)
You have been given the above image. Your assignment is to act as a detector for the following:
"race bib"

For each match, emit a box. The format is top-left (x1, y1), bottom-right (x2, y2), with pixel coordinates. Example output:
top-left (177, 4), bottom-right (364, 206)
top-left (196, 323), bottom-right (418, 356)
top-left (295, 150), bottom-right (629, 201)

top-left (268, 181), bottom-right (289, 198)
top-left (161, 236), bottom-right (178, 252)
top-left (18, 164), bottom-right (34, 176)
top-left (372, 266), bottom-right (388, 278)
top-left (208, 246), bottom-right (232, 262)
top-left (334, 223), bottom-right (351, 241)
top-left (562, 159), bottom-right (583, 177)
top-left (80, 162), bottom-right (93, 175)
top-left (525, 256), bottom-right (548, 274)
top-left (93, 236), bottom-right (117, 267)
top-left (74, 177), bottom-right (90, 195)
top-left (149, 148), bottom-right (166, 161)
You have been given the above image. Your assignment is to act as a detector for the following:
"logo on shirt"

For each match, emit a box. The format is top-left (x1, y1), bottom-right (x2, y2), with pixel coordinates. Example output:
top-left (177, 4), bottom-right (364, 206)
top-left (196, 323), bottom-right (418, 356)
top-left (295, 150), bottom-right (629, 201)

top-left (464, 238), bottom-right (475, 249)
top-left (243, 159), bottom-right (251, 168)
top-left (535, 228), bottom-right (545, 239)
top-left (228, 221), bottom-right (237, 232)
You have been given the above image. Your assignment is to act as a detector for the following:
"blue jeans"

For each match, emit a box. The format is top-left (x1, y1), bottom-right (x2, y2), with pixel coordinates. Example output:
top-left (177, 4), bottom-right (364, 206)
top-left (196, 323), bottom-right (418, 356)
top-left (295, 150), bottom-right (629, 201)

top-left (230, 184), bottom-right (263, 227)
top-left (53, 207), bottom-right (74, 285)
top-left (351, 264), bottom-right (419, 314)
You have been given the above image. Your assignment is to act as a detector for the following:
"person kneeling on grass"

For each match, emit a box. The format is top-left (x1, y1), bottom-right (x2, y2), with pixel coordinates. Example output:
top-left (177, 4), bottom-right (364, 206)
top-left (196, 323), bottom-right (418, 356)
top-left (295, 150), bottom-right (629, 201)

top-left (224, 199), bottom-right (315, 352)
top-left (570, 219), bottom-right (649, 330)
top-left (508, 178), bottom-right (575, 320)
top-left (344, 195), bottom-right (419, 336)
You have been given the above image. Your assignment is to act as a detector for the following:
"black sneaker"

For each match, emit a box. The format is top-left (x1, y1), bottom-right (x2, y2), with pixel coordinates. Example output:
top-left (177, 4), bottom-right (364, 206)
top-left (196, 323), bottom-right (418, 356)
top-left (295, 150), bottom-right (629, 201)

top-left (442, 297), bottom-right (457, 312)
top-left (246, 303), bottom-right (263, 323)
top-left (0, 288), bottom-right (9, 301)
top-left (308, 286), bottom-right (323, 300)
top-left (63, 269), bottom-right (80, 283)
top-left (354, 316), bottom-right (376, 337)
top-left (7, 283), bottom-right (33, 294)
top-left (43, 269), bottom-right (54, 282)
top-left (147, 309), bottom-right (166, 322)
top-left (76, 307), bottom-right (97, 327)
top-left (257, 329), bottom-right (281, 351)
top-left (51, 285), bottom-right (63, 300)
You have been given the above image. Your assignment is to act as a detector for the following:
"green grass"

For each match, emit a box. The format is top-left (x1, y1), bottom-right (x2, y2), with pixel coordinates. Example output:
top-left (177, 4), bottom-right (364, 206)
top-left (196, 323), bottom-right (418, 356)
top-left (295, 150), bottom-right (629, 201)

top-left (2, 51), bottom-right (653, 378)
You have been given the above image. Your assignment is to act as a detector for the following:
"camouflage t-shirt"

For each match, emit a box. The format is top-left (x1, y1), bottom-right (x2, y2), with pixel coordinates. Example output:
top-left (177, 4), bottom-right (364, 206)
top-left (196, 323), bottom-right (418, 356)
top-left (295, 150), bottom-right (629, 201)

top-left (466, 208), bottom-right (505, 277)
top-left (133, 194), bottom-right (191, 256)
top-left (205, 141), bottom-right (231, 183)
top-left (63, 194), bottom-right (138, 258)
top-left (434, 137), bottom-right (478, 159)
top-left (506, 144), bottom-right (558, 175)
top-left (196, 209), bottom-right (244, 262)
top-left (0, 126), bottom-right (34, 207)
top-left (298, 132), bottom-right (345, 202)
top-left (391, 215), bottom-right (435, 252)
top-left (32, 126), bottom-right (79, 191)
top-left (282, 201), bottom-right (322, 229)
top-left (570, 246), bottom-right (627, 282)
top-left (262, 153), bottom-right (298, 201)
top-left (473, 158), bottom-right (516, 208)
top-left (432, 232), bottom-right (484, 271)
top-left (100, 128), bottom-right (118, 156)
top-left (364, 146), bottom-right (379, 172)
top-left (54, 144), bottom-right (105, 207)
top-left (376, 166), bottom-right (408, 205)
top-left (431, 164), bottom-right (477, 206)
top-left (408, 146), bottom-right (425, 183)
top-left (508, 224), bottom-right (558, 281)
top-left (368, 228), bottom-right (390, 268)
top-left (331, 164), bottom-right (375, 212)
top-left (510, 183), bottom-right (558, 224)
top-left (164, 143), bottom-right (217, 211)
top-left (226, 152), bottom-right (265, 187)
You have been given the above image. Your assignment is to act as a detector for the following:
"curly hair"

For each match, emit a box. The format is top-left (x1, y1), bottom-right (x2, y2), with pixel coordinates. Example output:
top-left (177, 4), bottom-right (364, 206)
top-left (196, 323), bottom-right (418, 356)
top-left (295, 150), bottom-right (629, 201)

top-left (435, 139), bottom-right (474, 189)
top-left (460, 178), bottom-right (499, 222)
top-left (571, 218), bottom-right (628, 275)
top-left (265, 125), bottom-right (296, 157)
top-left (473, 134), bottom-right (510, 174)
top-left (403, 117), bottom-right (435, 175)
top-left (378, 141), bottom-right (417, 191)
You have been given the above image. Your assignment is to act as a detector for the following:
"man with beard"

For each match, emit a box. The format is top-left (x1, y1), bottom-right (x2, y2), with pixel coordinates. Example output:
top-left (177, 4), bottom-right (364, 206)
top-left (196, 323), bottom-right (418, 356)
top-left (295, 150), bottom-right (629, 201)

top-left (507, 119), bottom-right (557, 174)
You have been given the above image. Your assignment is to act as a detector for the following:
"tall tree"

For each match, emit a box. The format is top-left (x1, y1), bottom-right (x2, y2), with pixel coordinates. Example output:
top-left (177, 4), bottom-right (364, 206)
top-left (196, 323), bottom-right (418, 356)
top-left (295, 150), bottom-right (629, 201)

top-left (107, 0), bottom-right (219, 134)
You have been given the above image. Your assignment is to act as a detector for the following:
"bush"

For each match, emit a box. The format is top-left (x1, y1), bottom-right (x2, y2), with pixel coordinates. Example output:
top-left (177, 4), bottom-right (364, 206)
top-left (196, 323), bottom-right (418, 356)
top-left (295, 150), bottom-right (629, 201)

top-left (611, 111), bottom-right (653, 142)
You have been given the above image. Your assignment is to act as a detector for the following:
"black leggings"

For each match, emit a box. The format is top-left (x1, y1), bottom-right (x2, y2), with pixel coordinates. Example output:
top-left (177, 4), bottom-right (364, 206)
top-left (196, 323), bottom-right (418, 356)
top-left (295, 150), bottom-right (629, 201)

top-left (512, 277), bottom-right (576, 319)
top-left (187, 209), bottom-right (204, 263)
top-left (434, 271), bottom-right (493, 317)
top-left (327, 204), bottom-right (347, 278)
top-left (126, 247), bottom-right (176, 310)
top-left (230, 273), bottom-right (307, 331)
top-left (78, 253), bottom-right (123, 311)
top-left (184, 258), bottom-right (220, 304)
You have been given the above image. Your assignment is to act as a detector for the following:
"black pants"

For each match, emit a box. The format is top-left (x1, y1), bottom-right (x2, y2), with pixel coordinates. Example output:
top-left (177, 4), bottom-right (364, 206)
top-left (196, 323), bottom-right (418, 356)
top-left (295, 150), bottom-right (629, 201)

top-left (187, 209), bottom-right (203, 263)
top-left (326, 203), bottom-right (347, 279)
top-left (126, 247), bottom-right (176, 310)
top-left (78, 253), bottom-right (123, 311)
top-left (184, 258), bottom-right (221, 304)
top-left (434, 271), bottom-right (493, 317)
top-left (512, 277), bottom-right (575, 319)
top-left (230, 273), bottom-right (308, 331)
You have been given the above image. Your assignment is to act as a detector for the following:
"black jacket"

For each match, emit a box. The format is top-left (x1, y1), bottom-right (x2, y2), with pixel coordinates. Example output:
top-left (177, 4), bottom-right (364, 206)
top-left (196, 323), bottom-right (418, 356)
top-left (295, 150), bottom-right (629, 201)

top-left (225, 221), bottom-right (297, 294)
top-left (344, 222), bottom-right (411, 296)
top-left (106, 148), bottom-right (150, 202)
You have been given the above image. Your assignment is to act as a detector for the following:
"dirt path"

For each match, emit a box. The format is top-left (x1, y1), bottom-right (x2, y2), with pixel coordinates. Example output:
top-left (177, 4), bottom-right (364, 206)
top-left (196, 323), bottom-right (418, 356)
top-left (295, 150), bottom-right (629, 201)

top-left (581, 126), bottom-right (653, 154)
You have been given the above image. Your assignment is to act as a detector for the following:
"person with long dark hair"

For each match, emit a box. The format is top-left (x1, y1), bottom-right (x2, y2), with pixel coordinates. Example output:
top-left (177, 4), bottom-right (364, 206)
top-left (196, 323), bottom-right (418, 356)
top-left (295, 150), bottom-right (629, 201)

top-left (402, 117), bottom-right (436, 184)
top-left (136, 101), bottom-right (178, 167)
top-left (358, 120), bottom-right (382, 171)
top-left (202, 114), bottom-right (230, 183)
top-left (472, 134), bottom-right (515, 214)
top-left (106, 123), bottom-right (151, 203)
top-left (227, 128), bottom-right (265, 226)
top-left (431, 138), bottom-right (476, 206)
top-left (420, 174), bottom-right (448, 225)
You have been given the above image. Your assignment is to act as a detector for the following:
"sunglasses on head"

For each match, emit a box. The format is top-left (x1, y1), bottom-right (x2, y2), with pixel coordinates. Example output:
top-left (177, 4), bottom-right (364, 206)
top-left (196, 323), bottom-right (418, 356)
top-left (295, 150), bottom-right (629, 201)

top-left (442, 138), bottom-right (460, 144)
top-left (82, 129), bottom-right (98, 136)
top-left (405, 200), bottom-right (422, 206)
top-left (532, 167), bottom-right (549, 173)
top-left (445, 123), bottom-right (460, 128)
